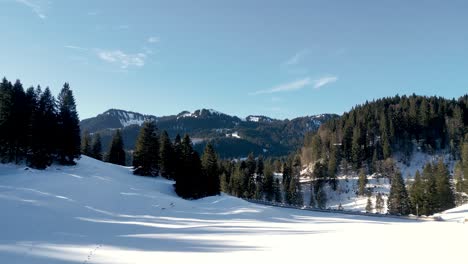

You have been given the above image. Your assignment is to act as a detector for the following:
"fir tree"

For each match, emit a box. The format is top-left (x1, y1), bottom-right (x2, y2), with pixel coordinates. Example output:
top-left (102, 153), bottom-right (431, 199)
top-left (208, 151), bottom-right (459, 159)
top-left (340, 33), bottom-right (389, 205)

top-left (91, 133), bottom-right (102, 160)
top-left (365, 196), bottom-right (373, 213)
top-left (56, 83), bottom-right (81, 165)
top-left (263, 163), bottom-right (274, 201)
top-left (159, 130), bottom-right (174, 179)
top-left (375, 193), bottom-right (385, 214)
top-left (358, 168), bottom-right (368, 196)
top-left (316, 186), bottom-right (327, 209)
top-left (81, 131), bottom-right (92, 156)
top-left (201, 142), bottom-right (220, 196)
top-left (409, 170), bottom-right (424, 216)
top-left (387, 171), bottom-right (411, 215)
top-left (29, 88), bottom-right (57, 169)
top-left (107, 129), bottom-right (126, 166)
top-left (273, 178), bottom-right (282, 203)
top-left (434, 158), bottom-right (455, 212)
top-left (133, 121), bottom-right (159, 176)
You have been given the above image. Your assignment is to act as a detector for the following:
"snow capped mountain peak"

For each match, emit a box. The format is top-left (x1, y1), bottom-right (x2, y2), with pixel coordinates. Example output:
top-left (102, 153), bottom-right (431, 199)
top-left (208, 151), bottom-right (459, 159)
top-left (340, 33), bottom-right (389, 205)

top-left (245, 115), bottom-right (274, 123)
top-left (103, 109), bottom-right (156, 127)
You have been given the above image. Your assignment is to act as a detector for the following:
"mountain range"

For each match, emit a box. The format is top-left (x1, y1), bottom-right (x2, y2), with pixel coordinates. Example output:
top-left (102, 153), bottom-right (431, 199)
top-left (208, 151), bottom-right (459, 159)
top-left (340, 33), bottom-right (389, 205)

top-left (80, 109), bottom-right (337, 158)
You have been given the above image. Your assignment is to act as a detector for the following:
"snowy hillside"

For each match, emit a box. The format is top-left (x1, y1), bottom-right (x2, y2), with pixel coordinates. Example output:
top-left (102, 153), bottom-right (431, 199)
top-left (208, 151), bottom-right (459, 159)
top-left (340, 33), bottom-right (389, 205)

top-left (300, 149), bottom-right (461, 214)
top-left (0, 157), bottom-right (466, 264)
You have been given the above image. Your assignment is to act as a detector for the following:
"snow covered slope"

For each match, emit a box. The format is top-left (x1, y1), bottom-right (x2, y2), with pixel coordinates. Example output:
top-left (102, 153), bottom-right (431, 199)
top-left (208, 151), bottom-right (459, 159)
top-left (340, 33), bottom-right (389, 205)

top-left (0, 157), bottom-right (466, 264)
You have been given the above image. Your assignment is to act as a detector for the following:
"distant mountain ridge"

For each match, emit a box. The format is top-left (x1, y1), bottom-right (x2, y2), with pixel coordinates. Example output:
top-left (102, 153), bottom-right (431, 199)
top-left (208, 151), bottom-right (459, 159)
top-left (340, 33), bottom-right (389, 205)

top-left (80, 108), bottom-right (337, 158)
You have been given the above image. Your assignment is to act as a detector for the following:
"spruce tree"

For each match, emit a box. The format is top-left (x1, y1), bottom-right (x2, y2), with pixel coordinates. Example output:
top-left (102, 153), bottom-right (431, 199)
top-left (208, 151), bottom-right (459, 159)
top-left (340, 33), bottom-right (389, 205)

top-left (81, 131), bottom-right (92, 156)
top-left (57, 83), bottom-right (81, 165)
top-left (159, 130), bottom-right (174, 179)
top-left (263, 163), bottom-right (274, 201)
top-left (29, 87), bottom-right (57, 169)
top-left (409, 170), bottom-right (424, 215)
top-left (387, 171), bottom-right (411, 215)
top-left (273, 178), bottom-right (282, 203)
top-left (91, 133), bottom-right (102, 160)
top-left (365, 196), bottom-right (373, 213)
top-left (175, 134), bottom-right (204, 199)
top-left (107, 129), bottom-right (126, 166)
top-left (375, 193), bottom-right (385, 214)
top-left (422, 162), bottom-right (437, 215)
top-left (133, 121), bottom-right (159, 176)
top-left (201, 142), bottom-right (220, 196)
top-left (358, 168), bottom-right (368, 196)
top-left (434, 158), bottom-right (455, 212)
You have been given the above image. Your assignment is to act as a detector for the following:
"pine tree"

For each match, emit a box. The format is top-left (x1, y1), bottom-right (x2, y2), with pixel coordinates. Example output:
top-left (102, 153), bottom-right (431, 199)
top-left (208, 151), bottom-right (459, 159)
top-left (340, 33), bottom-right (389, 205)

top-left (159, 130), bottom-right (174, 179)
top-left (375, 193), bottom-right (385, 214)
top-left (422, 162), bottom-right (437, 215)
top-left (365, 196), bottom-right (373, 213)
top-left (263, 163), bottom-right (274, 201)
top-left (358, 168), bottom-right (368, 196)
top-left (57, 83), bottom-right (81, 165)
top-left (81, 131), bottom-right (92, 156)
top-left (434, 158), bottom-right (455, 212)
top-left (91, 133), bottom-right (102, 160)
top-left (133, 122), bottom-right (159, 176)
top-left (201, 142), bottom-right (220, 196)
top-left (107, 129), bottom-right (126, 166)
top-left (316, 186), bottom-right (327, 209)
top-left (175, 134), bottom-right (204, 199)
top-left (409, 170), bottom-right (424, 215)
top-left (273, 178), bottom-right (282, 203)
top-left (29, 87), bottom-right (57, 169)
top-left (387, 171), bottom-right (411, 215)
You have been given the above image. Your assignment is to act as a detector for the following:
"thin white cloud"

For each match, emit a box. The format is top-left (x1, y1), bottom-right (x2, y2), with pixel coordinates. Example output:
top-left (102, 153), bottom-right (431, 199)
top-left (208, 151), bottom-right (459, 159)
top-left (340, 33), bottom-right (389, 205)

top-left (97, 50), bottom-right (146, 69)
top-left (284, 50), bottom-right (309, 66)
top-left (64, 45), bottom-right (88, 51)
top-left (314, 76), bottom-right (338, 89)
top-left (251, 78), bottom-right (312, 95)
top-left (15, 0), bottom-right (46, 19)
top-left (147, 37), bottom-right (160, 43)
top-left (251, 75), bottom-right (337, 95)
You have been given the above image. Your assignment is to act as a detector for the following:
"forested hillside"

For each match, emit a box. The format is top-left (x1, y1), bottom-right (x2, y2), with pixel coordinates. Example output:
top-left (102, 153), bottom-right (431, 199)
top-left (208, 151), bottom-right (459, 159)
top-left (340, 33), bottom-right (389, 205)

top-left (302, 94), bottom-right (468, 172)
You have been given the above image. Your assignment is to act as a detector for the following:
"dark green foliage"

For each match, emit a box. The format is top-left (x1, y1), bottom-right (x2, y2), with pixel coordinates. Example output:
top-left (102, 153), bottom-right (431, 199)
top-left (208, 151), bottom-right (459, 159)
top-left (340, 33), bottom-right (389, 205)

top-left (273, 178), bottom-right (282, 203)
top-left (365, 196), bottom-right (373, 213)
top-left (434, 158), bottom-right (455, 212)
top-left (302, 94), bottom-right (468, 171)
top-left (107, 129), bottom-right (126, 166)
top-left (263, 163), bottom-right (274, 201)
top-left (91, 133), bottom-right (103, 160)
top-left (175, 134), bottom-right (205, 199)
top-left (159, 130), bottom-right (174, 179)
top-left (201, 142), bottom-right (220, 196)
top-left (375, 193), bottom-right (385, 213)
top-left (409, 170), bottom-right (425, 215)
top-left (29, 87), bottom-right (58, 169)
top-left (0, 77), bottom-right (81, 169)
top-left (358, 168), bottom-right (368, 196)
top-left (56, 83), bottom-right (81, 165)
top-left (387, 171), bottom-right (411, 215)
top-left (81, 131), bottom-right (92, 156)
top-left (132, 122), bottom-right (159, 176)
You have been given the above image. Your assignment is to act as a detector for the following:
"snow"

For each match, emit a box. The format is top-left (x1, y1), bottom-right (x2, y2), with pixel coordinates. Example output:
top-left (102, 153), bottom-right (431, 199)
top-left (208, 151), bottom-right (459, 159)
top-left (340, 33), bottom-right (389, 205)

top-left (226, 132), bottom-right (241, 139)
top-left (248, 116), bottom-right (260, 122)
top-left (0, 157), bottom-right (467, 264)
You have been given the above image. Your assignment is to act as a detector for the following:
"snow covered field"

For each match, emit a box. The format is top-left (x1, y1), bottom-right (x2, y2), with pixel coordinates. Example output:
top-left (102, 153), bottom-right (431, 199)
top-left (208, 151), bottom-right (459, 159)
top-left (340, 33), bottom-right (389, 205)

top-left (0, 157), bottom-right (467, 264)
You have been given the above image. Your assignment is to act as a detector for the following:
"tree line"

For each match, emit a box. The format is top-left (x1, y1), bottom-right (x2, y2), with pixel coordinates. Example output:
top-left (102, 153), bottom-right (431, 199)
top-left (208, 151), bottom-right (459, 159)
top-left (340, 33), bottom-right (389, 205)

top-left (0, 77), bottom-right (81, 169)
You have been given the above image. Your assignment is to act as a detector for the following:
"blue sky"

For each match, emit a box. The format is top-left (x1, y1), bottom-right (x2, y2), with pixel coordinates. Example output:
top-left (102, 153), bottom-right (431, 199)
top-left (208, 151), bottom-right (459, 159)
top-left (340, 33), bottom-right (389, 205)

top-left (1, 0), bottom-right (468, 120)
